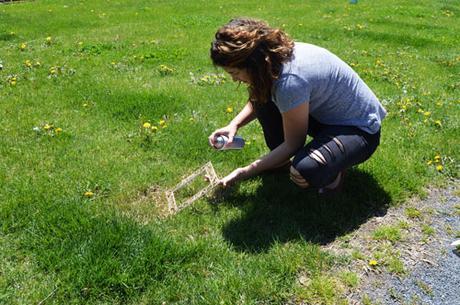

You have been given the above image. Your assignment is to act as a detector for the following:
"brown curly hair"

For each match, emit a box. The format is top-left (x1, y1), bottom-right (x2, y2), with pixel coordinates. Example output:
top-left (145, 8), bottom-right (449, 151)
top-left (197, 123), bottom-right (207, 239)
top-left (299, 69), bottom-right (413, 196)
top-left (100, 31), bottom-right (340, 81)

top-left (210, 18), bottom-right (294, 104)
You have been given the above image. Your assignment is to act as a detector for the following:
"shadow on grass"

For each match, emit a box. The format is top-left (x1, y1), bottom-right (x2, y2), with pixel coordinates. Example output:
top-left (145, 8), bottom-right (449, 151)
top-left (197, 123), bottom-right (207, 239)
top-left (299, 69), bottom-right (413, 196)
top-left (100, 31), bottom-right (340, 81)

top-left (369, 19), bottom-right (448, 32)
top-left (86, 88), bottom-right (187, 122)
top-left (215, 169), bottom-right (391, 253)
top-left (348, 30), bottom-right (440, 48)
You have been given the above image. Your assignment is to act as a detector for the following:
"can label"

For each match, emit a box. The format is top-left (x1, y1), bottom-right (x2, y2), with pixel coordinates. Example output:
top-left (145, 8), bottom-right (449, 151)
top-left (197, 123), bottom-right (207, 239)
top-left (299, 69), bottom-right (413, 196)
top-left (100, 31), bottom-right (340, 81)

top-left (214, 135), bottom-right (245, 150)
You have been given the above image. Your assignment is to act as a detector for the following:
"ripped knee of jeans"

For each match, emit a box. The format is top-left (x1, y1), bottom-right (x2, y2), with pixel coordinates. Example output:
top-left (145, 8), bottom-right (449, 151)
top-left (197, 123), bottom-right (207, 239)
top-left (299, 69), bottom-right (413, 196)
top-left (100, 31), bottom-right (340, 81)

top-left (308, 148), bottom-right (327, 165)
top-left (291, 153), bottom-right (332, 189)
top-left (289, 166), bottom-right (310, 188)
top-left (331, 136), bottom-right (345, 153)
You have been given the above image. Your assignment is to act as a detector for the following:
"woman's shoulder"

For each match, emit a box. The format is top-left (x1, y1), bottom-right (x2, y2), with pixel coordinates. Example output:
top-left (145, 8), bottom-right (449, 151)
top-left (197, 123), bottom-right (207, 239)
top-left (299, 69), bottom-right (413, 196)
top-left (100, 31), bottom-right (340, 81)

top-left (283, 42), bottom-right (347, 77)
top-left (293, 42), bottom-right (331, 56)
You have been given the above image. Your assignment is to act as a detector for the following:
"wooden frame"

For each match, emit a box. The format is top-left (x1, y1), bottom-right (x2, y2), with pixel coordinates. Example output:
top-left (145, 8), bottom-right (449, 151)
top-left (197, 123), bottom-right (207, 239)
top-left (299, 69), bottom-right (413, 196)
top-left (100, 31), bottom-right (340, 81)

top-left (165, 162), bottom-right (219, 214)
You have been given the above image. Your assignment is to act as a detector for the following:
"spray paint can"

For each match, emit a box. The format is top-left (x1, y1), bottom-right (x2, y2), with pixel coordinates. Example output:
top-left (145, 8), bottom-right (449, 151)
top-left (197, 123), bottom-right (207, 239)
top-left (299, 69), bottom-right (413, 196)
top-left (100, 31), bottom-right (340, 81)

top-left (214, 135), bottom-right (245, 150)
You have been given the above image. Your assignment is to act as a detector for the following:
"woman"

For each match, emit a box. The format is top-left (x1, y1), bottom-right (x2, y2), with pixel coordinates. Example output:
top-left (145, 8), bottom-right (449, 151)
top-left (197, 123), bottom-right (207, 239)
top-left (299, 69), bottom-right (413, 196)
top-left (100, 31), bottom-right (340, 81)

top-left (208, 18), bottom-right (386, 194)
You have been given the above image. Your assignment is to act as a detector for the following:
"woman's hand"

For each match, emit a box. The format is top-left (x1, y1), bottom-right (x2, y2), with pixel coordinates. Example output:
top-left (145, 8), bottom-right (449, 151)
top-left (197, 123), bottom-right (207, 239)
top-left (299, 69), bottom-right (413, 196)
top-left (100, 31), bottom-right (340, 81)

top-left (208, 123), bottom-right (238, 148)
top-left (219, 167), bottom-right (248, 188)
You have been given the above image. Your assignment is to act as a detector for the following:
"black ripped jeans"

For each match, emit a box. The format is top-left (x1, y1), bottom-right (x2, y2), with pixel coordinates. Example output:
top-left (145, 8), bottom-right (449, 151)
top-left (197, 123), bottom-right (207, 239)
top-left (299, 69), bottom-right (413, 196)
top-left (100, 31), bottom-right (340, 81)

top-left (254, 101), bottom-right (381, 188)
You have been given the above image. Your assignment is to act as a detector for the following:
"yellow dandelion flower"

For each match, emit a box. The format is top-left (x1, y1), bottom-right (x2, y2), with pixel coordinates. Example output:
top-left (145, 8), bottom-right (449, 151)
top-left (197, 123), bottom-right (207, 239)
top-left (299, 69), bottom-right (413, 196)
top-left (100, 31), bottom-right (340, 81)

top-left (159, 119), bottom-right (166, 126)
top-left (426, 160), bottom-right (433, 165)
top-left (442, 10), bottom-right (454, 17)
top-left (423, 111), bottom-right (431, 117)
top-left (43, 124), bottom-right (52, 131)
top-left (246, 141), bottom-right (251, 145)
top-left (151, 126), bottom-right (158, 132)
top-left (434, 120), bottom-right (442, 128)
top-left (84, 191), bottom-right (94, 198)
top-left (436, 165), bottom-right (443, 172)
top-left (19, 43), bottom-right (27, 51)
top-left (369, 259), bottom-right (378, 266)
top-left (46, 36), bottom-right (52, 44)
top-left (34, 61), bottom-right (41, 67)
top-left (83, 103), bottom-right (88, 107)
top-left (158, 64), bottom-right (174, 74)
top-left (55, 127), bottom-right (63, 134)
top-left (417, 109), bottom-right (424, 114)
top-left (9, 76), bottom-right (17, 85)
top-left (226, 106), bottom-right (233, 113)
top-left (24, 60), bottom-right (32, 68)
top-left (143, 122), bottom-right (151, 128)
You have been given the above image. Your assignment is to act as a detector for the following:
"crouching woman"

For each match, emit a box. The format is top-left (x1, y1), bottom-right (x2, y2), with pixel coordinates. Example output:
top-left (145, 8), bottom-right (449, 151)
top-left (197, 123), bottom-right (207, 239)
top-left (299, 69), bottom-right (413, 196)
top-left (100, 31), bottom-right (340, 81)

top-left (208, 18), bottom-right (386, 194)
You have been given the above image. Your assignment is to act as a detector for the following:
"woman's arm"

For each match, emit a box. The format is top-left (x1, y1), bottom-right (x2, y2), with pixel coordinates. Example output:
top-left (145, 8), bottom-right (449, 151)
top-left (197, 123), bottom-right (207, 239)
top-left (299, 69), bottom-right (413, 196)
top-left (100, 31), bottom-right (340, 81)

top-left (229, 100), bottom-right (257, 129)
top-left (209, 100), bottom-right (256, 146)
top-left (219, 102), bottom-right (309, 186)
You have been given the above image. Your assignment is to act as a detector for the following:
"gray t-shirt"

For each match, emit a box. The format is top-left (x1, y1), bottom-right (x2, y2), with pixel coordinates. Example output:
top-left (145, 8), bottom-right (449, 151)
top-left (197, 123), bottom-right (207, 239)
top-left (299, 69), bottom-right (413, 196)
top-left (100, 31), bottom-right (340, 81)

top-left (272, 42), bottom-right (386, 134)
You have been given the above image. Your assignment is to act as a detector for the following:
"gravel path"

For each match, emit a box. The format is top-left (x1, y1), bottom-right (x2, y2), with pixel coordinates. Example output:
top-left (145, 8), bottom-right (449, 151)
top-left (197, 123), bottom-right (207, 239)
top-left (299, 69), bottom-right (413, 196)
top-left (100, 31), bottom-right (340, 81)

top-left (366, 184), bottom-right (460, 305)
top-left (323, 181), bottom-right (459, 305)
top-left (380, 244), bottom-right (460, 305)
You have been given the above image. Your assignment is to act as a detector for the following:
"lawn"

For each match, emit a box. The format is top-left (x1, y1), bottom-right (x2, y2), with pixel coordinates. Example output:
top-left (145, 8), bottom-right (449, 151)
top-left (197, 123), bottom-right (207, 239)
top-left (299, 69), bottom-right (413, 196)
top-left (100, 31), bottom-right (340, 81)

top-left (0, 0), bottom-right (459, 304)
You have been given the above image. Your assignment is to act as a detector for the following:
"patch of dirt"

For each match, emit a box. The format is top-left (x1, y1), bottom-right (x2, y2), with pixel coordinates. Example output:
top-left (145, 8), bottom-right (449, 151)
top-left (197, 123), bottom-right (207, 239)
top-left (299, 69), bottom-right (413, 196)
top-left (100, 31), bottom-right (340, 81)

top-left (118, 185), bottom-right (171, 223)
top-left (120, 162), bottom-right (220, 223)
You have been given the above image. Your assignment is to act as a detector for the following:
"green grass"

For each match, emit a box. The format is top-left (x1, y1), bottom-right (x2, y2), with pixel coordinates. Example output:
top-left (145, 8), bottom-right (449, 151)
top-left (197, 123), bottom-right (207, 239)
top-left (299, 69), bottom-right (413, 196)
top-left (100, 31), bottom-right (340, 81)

top-left (421, 224), bottom-right (435, 237)
top-left (338, 271), bottom-right (359, 288)
top-left (405, 207), bottom-right (422, 219)
top-left (1, 0), bottom-right (459, 304)
top-left (372, 225), bottom-right (403, 243)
